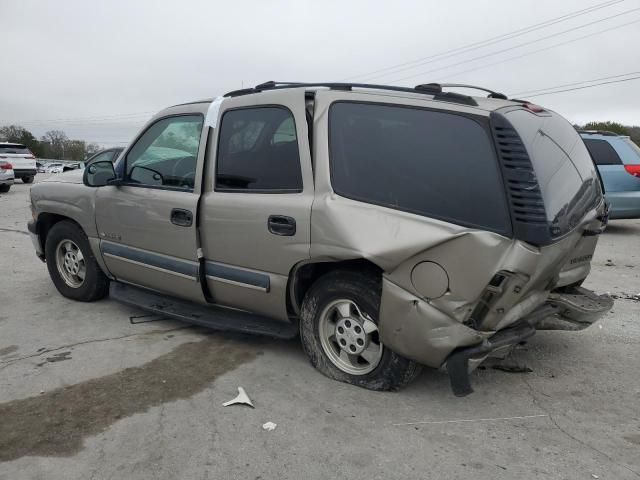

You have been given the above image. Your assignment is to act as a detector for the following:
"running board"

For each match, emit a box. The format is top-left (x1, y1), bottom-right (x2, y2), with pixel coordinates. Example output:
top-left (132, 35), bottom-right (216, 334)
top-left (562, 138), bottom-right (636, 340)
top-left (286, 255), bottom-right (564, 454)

top-left (109, 282), bottom-right (298, 339)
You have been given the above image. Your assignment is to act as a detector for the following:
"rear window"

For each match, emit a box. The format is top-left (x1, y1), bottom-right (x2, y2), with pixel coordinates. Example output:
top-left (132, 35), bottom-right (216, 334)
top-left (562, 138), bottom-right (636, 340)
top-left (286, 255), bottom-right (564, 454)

top-left (329, 102), bottom-right (510, 233)
top-left (504, 110), bottom-right (601, 239)
top-left (623, 137), bottom-right (640, 159)
top-left (582, 138), bottom-right (622, 165)
top-left (0, 144), bottom-right (30, 155)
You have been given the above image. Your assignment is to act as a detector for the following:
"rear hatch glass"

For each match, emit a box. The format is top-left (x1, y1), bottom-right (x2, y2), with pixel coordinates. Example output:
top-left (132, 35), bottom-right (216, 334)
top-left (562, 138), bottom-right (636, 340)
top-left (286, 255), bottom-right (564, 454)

top-left (0, 144), bottom-right (31, 155)
top-left (503, 109), bottom-right (602, 238)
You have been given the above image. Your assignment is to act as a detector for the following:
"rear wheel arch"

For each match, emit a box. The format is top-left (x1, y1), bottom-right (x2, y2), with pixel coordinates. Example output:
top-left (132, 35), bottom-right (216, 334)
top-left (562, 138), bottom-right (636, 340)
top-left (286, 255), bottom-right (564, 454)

top-left (287, 258), bottom-right (384, 317)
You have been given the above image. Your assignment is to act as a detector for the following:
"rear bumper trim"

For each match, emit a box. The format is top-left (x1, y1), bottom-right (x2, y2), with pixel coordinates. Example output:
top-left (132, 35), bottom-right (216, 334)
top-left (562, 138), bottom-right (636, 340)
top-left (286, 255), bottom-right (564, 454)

top-left (14, 169), bottom-right (37, 177)
top-left (446, 323), bottom-right (538, 397)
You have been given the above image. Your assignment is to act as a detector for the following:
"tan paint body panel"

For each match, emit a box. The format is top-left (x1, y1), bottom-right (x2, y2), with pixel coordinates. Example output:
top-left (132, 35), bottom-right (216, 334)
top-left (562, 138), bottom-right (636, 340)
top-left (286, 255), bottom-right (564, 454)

top-left (29, 87), bottom-right (609, 369)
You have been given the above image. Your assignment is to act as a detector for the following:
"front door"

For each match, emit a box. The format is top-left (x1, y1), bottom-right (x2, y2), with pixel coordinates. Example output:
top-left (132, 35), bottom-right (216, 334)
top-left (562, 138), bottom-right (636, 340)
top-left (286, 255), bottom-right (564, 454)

top-left (95, 112), bottom-right (207, 303)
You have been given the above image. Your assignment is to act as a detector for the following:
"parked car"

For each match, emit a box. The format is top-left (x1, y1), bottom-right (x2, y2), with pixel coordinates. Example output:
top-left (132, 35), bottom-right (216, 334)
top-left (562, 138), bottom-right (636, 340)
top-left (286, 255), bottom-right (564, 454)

top-left (580, 130), bottom-right (640, 219)
top-left (27, 81), bottom-right (612, 396)
top-left (0, 160), bottom-right (15, 192)
top-left (0, 142), bottom-right (36, 183)
top-left (36, 161), bottom-right (47, 173)
top-left (45, 163), bottom-right (64, 174)
top-left (84, 148), bottom-right (124, 166)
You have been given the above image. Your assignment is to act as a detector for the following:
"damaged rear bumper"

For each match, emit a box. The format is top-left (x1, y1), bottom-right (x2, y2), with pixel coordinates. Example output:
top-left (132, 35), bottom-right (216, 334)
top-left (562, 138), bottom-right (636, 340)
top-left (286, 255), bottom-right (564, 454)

top-left (445, 287), bottom-right (613, 396)
top-left (380, 277), bottom-right (613, 396)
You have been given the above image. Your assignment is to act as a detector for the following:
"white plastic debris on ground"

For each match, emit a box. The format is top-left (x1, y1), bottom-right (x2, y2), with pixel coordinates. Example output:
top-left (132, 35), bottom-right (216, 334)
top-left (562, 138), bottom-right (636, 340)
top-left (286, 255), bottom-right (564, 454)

top-left (222, 387), bottom-right (254, 408)
top-left (262, 422), bottom-right (277, 431)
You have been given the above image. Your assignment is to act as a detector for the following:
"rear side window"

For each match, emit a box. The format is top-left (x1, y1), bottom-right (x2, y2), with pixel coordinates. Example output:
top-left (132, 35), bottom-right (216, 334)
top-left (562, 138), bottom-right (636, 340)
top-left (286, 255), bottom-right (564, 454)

top-left (583, 139), bottom-right (622, 165)
top-left (329, 102), bottom-right (510, 233)
top-left (216, 107), bottom-right (302, 192)
top-left (0, 144), bottom-right (30, 155)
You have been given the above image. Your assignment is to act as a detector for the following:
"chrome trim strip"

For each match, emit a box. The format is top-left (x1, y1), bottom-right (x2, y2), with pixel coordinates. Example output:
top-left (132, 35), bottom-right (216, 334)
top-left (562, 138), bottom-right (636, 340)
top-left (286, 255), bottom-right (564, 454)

top-left (103, 253), bottom-right (198, 281)
top-left (205, 274), bottom-right (268, 292)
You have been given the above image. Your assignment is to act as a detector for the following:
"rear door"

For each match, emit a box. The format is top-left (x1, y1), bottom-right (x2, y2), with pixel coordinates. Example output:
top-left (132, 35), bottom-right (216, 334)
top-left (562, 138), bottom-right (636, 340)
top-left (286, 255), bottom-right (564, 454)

top-left (199, 89), bottom-right (313, 321)
top-left (94, 106), bottom-right (208, 303)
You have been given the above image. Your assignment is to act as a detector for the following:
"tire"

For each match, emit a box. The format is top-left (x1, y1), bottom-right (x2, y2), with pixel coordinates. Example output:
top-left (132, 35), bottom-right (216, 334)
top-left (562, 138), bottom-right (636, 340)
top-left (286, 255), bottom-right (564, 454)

top-left (300, 270), bottom-right (422, 391)
top-left (45, 220), bottom-right (109, 301)
top-left (22, 176), bottom-right (34, 184)
top-left (0, 184), bottom-right (10, 193)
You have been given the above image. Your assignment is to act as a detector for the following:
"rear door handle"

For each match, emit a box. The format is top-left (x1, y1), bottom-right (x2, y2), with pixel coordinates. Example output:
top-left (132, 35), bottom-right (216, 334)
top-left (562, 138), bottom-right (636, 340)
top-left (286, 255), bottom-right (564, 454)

top-left (171, 208), bottom-right (193, 227)
top-left (268, 215), bottom-right (296, 236)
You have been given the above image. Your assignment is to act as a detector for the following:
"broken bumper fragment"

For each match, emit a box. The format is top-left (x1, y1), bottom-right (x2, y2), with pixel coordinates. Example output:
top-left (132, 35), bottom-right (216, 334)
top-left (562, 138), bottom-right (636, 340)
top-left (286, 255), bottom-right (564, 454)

top-left (536, 286), bottom-right (614, 331)
top-left (380, 277), bottom-right (613, 396)
top-left (445, 287), bottom-right (612, 396)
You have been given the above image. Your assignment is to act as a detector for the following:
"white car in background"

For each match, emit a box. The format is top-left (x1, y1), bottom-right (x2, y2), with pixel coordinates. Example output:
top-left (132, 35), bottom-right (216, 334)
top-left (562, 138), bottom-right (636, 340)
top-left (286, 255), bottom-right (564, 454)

top-left (0, 160), bottom-right (15, 193)
top-left (46, 163), bottom-right (64, 174)
top-left (0, 142), bottom-right (37, 183)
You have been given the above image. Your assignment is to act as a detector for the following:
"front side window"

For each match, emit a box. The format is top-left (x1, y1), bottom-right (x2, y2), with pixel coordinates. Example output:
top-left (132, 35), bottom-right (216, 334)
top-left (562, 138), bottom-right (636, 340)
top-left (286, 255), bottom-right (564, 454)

top-left (583, 138), bottom-right (623, 165)
top-left (126, 115), bottom-right (203, 190)
top-left (329, 102), bottom-right (510, 233)
top-left (216, 107), bottom-right (302, 192)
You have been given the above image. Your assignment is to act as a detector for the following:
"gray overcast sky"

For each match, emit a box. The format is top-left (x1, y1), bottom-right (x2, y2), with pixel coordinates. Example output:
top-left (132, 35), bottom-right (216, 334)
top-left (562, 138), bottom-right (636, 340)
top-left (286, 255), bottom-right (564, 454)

top-left (1, 0), bottom-right (639, 147)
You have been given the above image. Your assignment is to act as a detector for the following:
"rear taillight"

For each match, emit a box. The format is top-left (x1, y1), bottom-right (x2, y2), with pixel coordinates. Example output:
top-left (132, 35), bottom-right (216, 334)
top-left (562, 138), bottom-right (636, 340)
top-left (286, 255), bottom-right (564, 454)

top-left (0, 163), bottom-right (13, 170)
top-left (624, 165), bottom-right (640, 177)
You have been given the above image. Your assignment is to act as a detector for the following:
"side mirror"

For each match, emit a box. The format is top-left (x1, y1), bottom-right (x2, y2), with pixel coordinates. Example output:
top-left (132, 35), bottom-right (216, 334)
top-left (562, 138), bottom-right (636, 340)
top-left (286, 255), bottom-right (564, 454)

top-left (83, 160), bottom-right (118, 187)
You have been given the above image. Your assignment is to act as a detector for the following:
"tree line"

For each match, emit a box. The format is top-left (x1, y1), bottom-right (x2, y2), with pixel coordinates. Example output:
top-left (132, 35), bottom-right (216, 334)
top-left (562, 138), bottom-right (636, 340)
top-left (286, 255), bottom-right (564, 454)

top-left (0, 125), bottom-right (101, 161)
top-left (575, 121), bottom-right (640, 144)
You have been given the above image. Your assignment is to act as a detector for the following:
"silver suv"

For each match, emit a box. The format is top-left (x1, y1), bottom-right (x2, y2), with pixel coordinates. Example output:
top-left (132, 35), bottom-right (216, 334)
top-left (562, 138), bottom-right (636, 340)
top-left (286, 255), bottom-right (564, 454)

top-left (27, 81), bottom-right (612, 395)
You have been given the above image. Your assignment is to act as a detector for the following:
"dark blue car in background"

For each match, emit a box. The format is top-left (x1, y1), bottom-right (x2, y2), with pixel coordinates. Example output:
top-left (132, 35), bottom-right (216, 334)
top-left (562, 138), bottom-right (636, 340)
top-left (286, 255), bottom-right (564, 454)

top-left (581, 130), bottom-right (640, 219)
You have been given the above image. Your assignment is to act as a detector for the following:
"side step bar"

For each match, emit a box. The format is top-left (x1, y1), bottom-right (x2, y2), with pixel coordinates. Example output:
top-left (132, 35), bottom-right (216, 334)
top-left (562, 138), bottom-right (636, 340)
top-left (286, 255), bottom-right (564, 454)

top-left (110, 282), bottom-right (298, 340)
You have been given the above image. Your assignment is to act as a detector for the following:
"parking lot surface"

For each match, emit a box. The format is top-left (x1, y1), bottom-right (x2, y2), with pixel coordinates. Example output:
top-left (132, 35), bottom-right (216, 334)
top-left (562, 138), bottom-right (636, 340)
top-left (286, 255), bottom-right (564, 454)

top-left (1, 176), bottom-right (639, 480)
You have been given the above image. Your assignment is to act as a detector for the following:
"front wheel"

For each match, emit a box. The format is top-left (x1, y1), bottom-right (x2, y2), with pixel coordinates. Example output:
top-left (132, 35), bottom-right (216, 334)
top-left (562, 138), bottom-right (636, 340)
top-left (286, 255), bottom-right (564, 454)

top-left (22, 176), bottom-right (34, 184)
top-left (45, 220), bottom-right (109, 301)
top-left (300, 270), bottom-right (421, 391)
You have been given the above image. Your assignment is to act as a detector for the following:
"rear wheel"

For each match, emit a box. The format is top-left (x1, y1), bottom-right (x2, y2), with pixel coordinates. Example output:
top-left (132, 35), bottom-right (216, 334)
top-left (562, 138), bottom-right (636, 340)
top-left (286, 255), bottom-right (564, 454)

top-left (0, 184), bottom-right (10, 193)
top-left (45, 221), bottom-right (109, 301)
top-left (22, 176), bottom-right (34, 184)
top-left (300, 270), bottom-right (421, 391)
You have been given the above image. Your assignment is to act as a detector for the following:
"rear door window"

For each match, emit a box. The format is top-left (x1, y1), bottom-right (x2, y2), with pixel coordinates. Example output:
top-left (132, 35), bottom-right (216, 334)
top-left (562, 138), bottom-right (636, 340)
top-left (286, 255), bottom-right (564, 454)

top-left (582, 139), bottom-right (623, 165)
top-left (328, 102), bottom-right (510, 233)
top-left (216, 107), bottom-right (303, 192)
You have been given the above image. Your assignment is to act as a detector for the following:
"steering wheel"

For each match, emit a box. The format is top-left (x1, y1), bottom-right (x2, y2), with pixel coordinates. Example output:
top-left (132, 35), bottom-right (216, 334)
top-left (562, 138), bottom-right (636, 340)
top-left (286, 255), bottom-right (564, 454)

top-left (171, 155), bottom-right (197, 188)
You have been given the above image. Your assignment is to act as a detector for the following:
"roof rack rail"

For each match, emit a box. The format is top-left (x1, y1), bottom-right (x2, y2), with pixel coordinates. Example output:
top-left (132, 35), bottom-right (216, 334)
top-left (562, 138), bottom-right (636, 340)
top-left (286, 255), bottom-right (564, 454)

top-left (223, 81), bottom-right (479, 107)
top-left (432, 83), bottom-right (508, 100)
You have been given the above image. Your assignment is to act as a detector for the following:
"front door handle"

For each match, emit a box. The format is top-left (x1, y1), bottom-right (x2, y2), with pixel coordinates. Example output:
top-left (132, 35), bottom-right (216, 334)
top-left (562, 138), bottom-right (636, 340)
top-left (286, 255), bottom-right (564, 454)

top-left (171, 208), bottom-right (193, 227)
top-left (268, 215), bottom-right (296, 236)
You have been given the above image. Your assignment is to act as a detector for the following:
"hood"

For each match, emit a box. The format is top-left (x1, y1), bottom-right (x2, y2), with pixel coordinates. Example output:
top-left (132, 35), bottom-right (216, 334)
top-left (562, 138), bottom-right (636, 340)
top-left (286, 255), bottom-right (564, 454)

top-left (43, 168), bottom-right (84, 184)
